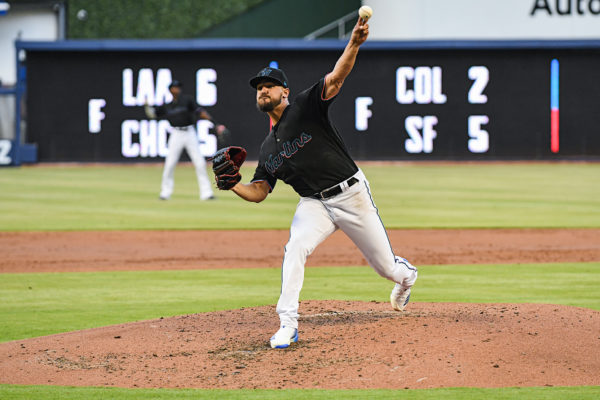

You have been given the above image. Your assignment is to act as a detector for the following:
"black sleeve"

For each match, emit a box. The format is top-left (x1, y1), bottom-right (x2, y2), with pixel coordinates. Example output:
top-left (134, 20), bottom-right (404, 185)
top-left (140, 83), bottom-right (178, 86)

top-left (188, 96), bottom-right (199, 112)
top-left (299, 77), bottom-right (337, 118)
top-left (251, 162), bottom-right (277, 192)
top-left (316, 77), bottom-right (337, 111)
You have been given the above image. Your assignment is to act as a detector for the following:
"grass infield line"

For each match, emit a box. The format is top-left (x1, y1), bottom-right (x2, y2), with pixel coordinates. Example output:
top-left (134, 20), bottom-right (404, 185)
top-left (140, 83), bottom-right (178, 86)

top-left (1, 262), bottom-right (598, 342)
top-left (1, 384), bottom-right (599, 400)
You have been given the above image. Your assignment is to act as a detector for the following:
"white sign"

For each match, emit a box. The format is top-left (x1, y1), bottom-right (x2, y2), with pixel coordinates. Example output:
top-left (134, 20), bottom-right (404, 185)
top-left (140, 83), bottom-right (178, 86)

top-left (368, 0), bottom-right (600, 40)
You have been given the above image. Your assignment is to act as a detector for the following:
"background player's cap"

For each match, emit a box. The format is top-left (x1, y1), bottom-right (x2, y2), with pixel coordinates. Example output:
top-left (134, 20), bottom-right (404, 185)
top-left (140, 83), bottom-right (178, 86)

top-left (249, 67), bottom-right (289, 89)
top-left (169, 80), bottom-right (183, 89)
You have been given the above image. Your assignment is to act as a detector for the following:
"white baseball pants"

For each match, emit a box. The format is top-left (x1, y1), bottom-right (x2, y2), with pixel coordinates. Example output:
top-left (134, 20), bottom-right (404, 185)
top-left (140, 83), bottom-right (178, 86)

top-left (160, 126), bottom-right (214, 200)
top-left (276, 169), bottom-right (418, 329)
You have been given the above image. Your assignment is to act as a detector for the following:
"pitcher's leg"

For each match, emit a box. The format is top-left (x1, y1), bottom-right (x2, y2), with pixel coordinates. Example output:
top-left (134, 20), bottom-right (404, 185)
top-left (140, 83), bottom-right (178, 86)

top-left (160, 132), bottom-right (184, 200)
top-left (276, 197), bottom-right (336, 330)
top-left (184, 129), bottom-right (214, 200)
top-left (334, 178), bottom-right (417, 287)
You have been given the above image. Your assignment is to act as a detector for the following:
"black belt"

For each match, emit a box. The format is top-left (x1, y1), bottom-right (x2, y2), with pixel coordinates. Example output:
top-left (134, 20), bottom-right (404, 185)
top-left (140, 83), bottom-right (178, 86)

top-left (311, 177), bottom-right (359, 200)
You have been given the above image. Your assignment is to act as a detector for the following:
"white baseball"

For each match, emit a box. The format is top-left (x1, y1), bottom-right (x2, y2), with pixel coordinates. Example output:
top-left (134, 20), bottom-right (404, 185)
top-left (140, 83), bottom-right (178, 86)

top-left (359, 5), bottom-right (373, 20)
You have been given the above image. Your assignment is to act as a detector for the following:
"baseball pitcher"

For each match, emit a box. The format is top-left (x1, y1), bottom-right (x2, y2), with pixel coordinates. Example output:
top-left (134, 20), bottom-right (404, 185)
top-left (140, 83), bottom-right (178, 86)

top-left (213, 16), bottom-right (418, 349)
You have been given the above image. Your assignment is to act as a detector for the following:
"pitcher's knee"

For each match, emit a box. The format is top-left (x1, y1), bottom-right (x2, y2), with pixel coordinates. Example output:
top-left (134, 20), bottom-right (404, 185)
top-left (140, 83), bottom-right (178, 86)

top-left (285, 238), bottom-right (315, 260)
top-left (395, 256), bottom-right (418, 285)
top-left (372, 256), bottom-right (418, 283)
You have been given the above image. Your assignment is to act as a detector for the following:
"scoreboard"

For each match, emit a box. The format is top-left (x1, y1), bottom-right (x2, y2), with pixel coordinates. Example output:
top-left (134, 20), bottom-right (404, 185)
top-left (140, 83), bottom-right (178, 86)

top-left (18, 40), bottom-right (600, 162)
top-left (339, 46), bottom-right (600, 160)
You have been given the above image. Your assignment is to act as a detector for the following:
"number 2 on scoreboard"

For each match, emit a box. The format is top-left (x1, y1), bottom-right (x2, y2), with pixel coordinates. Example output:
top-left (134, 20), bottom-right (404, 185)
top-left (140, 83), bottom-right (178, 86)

top-left (0, 140), bottom-right (12, 165)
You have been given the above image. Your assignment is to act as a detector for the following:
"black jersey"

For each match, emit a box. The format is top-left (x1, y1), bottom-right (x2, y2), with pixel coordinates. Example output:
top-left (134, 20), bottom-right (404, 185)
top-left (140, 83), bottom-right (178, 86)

top-left (155, 94), bottom-right (202, 127)
top-left (252, 78), bottom-right (358, 197)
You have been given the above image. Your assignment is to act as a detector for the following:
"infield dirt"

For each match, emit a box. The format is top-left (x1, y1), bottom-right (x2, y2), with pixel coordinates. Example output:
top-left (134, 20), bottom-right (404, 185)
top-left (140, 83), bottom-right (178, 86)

top-left (1, 228), bottom-right (598, 273)
top-left (0, 228), bottom-right (599, 389)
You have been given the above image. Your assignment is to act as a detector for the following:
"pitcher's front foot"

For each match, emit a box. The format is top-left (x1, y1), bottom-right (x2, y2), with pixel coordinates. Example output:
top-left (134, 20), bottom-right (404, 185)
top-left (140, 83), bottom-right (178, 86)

top-left (270, 326), bottom-right (298, 349)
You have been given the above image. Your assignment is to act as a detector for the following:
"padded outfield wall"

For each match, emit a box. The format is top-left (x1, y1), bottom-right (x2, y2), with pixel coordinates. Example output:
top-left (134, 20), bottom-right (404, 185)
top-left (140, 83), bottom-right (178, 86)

top-left (11, 39), bottom-right (600, 163)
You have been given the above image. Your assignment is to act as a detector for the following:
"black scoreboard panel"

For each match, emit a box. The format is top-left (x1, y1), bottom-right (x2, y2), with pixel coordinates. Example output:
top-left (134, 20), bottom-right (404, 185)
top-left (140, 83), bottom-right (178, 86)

top-left (25, 44), bottom-right (600, 161)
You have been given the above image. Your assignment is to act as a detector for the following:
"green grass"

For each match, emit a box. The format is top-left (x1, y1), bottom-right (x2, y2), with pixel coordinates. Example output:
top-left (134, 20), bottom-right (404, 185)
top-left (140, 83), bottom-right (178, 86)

top-left (1, 263), bottom-right (598, 342)
top-left (375, 163), bottom-right (600, 228)
top-left (1, 162), bottom-right (599, 399)
top-left (1, 385), bottom-right (599, 400)
top-left (0, 163), bottom-right (598, 230)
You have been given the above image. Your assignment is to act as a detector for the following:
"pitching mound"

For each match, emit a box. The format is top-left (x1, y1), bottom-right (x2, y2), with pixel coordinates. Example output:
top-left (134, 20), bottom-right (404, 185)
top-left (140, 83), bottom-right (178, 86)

top-left (1, 300), bottom-right (599, 389)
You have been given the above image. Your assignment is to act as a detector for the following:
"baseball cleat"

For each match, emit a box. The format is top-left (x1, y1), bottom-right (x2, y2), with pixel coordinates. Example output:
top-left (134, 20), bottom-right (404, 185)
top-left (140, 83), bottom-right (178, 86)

top-left (270, 326), bottom-right (298, 349)
top-left (390, 284), bottom-right (411, 311)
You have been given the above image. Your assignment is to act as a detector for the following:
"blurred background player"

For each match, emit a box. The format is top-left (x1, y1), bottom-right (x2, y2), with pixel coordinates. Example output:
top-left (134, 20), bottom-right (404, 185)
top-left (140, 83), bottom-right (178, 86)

top-left (144, 80), bottom-right (227, 201)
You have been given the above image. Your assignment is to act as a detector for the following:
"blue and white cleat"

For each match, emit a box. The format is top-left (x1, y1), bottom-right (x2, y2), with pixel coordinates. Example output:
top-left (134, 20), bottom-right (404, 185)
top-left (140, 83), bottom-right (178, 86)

top-left (270, 326), bottom-right (299, 349)
top-left (391, 258), bottom-right (417, 311)
top-left (391, 284), bottom-right (411, 311)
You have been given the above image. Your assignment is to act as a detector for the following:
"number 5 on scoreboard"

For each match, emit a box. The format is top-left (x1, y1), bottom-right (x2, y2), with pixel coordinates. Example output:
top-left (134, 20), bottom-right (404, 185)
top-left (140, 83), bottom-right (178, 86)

top-left (468, 115), bottom-right (489, 153)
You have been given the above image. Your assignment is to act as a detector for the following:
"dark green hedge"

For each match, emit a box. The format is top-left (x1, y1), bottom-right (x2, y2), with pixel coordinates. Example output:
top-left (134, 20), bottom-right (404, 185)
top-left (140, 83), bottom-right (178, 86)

top-left (67, 0), bottom-right (266, 39)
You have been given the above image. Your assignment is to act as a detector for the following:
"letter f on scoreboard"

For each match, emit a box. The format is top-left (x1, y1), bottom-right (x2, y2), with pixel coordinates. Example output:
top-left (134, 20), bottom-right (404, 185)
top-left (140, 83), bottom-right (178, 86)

top-left (355, 96), bottom-right (373, 131)
top-left (89, 98), bottom-right (106, 134)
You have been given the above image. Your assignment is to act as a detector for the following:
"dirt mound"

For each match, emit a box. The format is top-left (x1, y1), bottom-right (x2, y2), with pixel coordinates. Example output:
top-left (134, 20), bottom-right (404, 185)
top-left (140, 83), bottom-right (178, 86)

top-left (1, 228), bottom-right (599, 389)
top-left (1, 300), bottom-right (598, 389)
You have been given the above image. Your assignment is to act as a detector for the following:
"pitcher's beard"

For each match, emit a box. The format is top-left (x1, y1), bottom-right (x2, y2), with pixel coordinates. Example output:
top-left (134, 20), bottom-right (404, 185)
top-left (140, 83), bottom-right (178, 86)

top-left (256, 101), bottom-right (274, 112)
top-left (256, 96), bottom-right (280, 112)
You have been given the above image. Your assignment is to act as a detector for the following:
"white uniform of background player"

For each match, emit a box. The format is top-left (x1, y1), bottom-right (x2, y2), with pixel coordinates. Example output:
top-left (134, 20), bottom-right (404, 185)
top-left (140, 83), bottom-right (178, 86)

top-left (145, 80), bottom-right (226, 201)
top-left (227, 18), bottom-right (418, 349)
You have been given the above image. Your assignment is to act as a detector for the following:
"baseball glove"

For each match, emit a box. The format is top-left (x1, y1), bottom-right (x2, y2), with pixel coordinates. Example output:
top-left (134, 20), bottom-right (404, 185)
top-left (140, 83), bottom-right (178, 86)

top-left (211, 146), bottom-right (247, 190)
